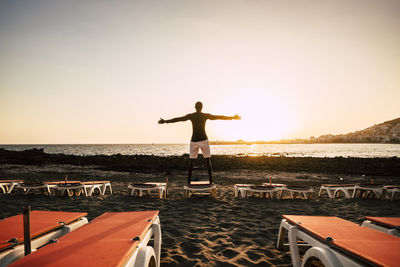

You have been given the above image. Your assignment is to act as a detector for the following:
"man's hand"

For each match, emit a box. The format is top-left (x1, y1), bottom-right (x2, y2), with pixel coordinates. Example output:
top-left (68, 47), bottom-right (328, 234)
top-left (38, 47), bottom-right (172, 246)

top-left (233, 114), bottom-right (241, 120)
top-left (158, 118), bottom-right (166, 124)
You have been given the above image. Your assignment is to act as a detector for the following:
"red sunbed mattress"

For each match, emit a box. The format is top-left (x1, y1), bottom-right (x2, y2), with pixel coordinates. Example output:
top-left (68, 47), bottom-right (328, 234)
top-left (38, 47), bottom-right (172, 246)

top-left (283, 215), bottom-right (400, 267)
top-left (9, 210), bottom-right (159, 267)
top-left (0, 211), bottom-right (87, 251)
top-left (364, 216), bottom-right (400, 229)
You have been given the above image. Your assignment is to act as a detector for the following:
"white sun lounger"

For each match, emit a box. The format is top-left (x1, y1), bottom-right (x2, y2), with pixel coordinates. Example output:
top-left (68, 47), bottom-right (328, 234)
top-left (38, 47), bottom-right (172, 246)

top-left (82, 181), bottom-right (112, 196)
top-left (9, 211), bottom-right (162, 267)
top-left (184, 181), bottom-right (216, 198)
top-left (0, 180), bottom-right (22, 194)
top-left (277, 215), bottom-right (400, 267)
top-left (361, 216), bottom-right (400, 237)
top-left (54, 182), bottom-right (85, 196)
top-left (55, 181), bottom-right (113, 197)
top-left (233, 184), bottom-right (253, 198)
top-left (0, 210), bottom-right (88, 267)
top-left (235, 184), bottom-right (286, 198)
top-left (243, 185), bottom-right (277, 198)
top-left (16, 182), bottom-right (56, 197)
top-left (352, 184), bottom-right (386, 199)
top-left (128, 183), bottom-right (167, 199)
top-left (318, 184), bottom-right (356, 199)
top-left (384, 185), bottom-right (400, 201)
top-left (276, 185), bottom-right (314, 199)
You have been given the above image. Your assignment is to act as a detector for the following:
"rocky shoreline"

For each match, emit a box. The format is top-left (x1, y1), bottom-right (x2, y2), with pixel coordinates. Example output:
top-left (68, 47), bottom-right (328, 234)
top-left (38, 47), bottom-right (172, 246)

top-left (0, 148), bottom-right (399, 176)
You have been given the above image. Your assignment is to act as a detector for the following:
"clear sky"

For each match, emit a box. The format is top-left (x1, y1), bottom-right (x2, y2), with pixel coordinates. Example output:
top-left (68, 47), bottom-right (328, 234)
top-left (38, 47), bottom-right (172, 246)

top-left (1, 0), bottom-right (399, 144)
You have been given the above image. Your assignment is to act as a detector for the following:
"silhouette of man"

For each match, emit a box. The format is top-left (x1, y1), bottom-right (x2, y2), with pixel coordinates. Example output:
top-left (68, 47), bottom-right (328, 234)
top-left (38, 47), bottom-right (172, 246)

top-left (158, 101), bottom-right (241, 184)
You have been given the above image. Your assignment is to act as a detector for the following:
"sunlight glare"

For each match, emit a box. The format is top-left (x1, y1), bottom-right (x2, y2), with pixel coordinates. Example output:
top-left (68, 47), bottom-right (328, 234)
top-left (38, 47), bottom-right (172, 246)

top-left (210, 91), bottom-right (297, 141)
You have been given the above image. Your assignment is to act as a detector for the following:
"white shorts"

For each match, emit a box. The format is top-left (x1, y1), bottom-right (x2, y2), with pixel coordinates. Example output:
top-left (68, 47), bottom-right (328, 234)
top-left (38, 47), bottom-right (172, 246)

top-left (190, 139), bottom-right (211, 159)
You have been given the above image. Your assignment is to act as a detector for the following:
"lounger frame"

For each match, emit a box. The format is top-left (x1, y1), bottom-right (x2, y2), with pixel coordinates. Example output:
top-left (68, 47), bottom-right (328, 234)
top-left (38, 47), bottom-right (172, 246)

top-left (184, 184), bottom-right (217, 198)
top-left (276, 186), bottom-right (314, 199)
top-left (16, 183), bottom-right (54, 196)
top-left (277, 216), bottom-right (400, 267)
top-left (277, 218), bottom-right (366, 267)
top-left (123, 215), bottom-right (162, 267)
top-left (55, 181), bottom-right (112, 197)
top-left (128, 183), bottom-right (167, 199)
top-left (352, 184), bottom-right (385, 199)
top-left (0, 180), bottom-right (22, 194)
top-left (233, 184), bottom-right (252, 198)
top-left (384, 186), bottom-right (400, 201)
top-left (240, 186), bottom-right (277, 198)
top-left (318, 184), bottom-right (356, 199)
top-left (361, 217), bottom-right (400, 237)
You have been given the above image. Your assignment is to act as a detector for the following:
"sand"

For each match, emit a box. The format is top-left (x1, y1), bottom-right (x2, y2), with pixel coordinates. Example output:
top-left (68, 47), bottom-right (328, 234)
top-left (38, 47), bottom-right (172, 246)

top-left (1, 164), bottom-right (399, 266)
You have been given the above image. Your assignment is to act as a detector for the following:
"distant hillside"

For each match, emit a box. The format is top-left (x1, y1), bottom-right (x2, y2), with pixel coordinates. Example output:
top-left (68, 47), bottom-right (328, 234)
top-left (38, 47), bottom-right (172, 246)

top-left (313, 117), bottom-right (400, 143)
top-left (211, 117), bottom-right (400, 145)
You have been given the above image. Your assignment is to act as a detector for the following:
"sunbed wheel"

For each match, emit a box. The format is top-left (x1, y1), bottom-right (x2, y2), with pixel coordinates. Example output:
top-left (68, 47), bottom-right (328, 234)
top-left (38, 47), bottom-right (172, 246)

top-left (135, 246), bottom-right (156, 267)
top-left (302, 247), bottom-right (342, 267)
top-left (148, 256), bottom-right (156, 267)
top-left (303, 257), bottom-right (324, 267)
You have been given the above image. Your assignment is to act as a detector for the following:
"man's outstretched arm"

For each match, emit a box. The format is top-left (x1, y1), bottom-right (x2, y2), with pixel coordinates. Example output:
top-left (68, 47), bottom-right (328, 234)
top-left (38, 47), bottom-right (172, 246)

top-left (208, 114), bottom-right (241, 120)
top-left (158, 115), bottom-right (190, 124)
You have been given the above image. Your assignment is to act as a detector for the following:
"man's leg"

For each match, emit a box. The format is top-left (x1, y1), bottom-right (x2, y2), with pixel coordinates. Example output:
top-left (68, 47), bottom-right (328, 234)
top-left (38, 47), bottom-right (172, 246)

top-left (189, 141), bottom-right (199, 184)
top-left (204, 158), bottom-right (212, 184)
top-left (200, 140), bottom-right (212, 184)
top-left (188, 159), bottom-right (195, 184)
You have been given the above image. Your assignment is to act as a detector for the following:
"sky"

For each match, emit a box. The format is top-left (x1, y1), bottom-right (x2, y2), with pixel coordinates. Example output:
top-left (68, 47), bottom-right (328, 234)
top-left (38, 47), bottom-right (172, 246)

top-left (1, 0), bottom-right (399, 144)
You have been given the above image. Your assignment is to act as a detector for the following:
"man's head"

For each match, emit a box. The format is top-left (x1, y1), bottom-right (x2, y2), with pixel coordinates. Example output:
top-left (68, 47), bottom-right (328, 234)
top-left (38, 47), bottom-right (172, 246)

top-left (195, 101), bottom-right (203, 112)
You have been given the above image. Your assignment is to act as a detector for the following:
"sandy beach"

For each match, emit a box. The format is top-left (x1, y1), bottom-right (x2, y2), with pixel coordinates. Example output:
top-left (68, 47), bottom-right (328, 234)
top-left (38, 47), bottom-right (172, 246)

top-left (1, 163), bottom-right (399, 266)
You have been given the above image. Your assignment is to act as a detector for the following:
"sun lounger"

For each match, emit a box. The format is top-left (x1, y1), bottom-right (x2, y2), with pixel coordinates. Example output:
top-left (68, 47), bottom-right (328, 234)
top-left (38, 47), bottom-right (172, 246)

top-left (362, 216), bottom-right (400, 237)
top-left (234, 183), bottom-right (287, 198)
top-left (184, 181), bottom-right (216, 198)
top-left (233, 184), bottom-right (253, 198)
top-left (352, 184), bottom-right (386, 199)
top-left (0, 180), bottom-right (22, 194)
top-left (81, 181), bottom-right (112, 196)
top-left (240, 185), bottom-right (280, 198)
top-left (277, 215), bottom-right (400, 267)
top-left (54, 181), bottom-right (113, 197)
top-left (54, 182), bottom-right (85, 196)
top-left (16, 182), bottom-right (54, 196)
top-left (0, 210), bottom-right (88, 267)
top-left (128, 182), bottom-right (167, 199)
top-left (9, 210), bottom-right (162, 267)
top-left (245, 185), bottom-right (277, 198)
top-left (16, 181), bottom-right (81, 197)
top-left (318, 184), bottom-right (356, 199)
top-left (276, 185), bottom-right (314, 199)
top-left (384, 185), bottom-right (400, 201)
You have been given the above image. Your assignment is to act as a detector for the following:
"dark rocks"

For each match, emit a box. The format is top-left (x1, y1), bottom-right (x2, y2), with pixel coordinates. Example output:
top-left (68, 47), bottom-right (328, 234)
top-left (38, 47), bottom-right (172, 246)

top-left (0, 149), bottom-right (399, 176)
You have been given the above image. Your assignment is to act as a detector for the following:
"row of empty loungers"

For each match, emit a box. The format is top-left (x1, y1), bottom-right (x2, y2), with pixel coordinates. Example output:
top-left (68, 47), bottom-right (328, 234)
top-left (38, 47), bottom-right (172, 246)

top-left (0, 180), bottom-right (112, 197)
top-left (318, 183), bottom-right (400, 200)
top-left (234, 183), bottom-right (400, 200)
top-left (1, 180), bottom-right (217, 199)
top-left (1, 180), bottom-right (399, 200)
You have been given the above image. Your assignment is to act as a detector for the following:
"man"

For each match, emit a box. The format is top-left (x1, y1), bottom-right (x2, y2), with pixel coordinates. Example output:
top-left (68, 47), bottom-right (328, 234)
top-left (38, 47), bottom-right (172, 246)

top-left (158, 101), bottom-right (241, 184)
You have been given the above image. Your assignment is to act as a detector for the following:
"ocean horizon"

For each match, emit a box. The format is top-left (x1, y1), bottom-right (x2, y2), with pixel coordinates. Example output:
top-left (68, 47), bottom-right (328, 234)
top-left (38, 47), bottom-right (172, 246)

top-left (1, 143), bottom-right (399, 158)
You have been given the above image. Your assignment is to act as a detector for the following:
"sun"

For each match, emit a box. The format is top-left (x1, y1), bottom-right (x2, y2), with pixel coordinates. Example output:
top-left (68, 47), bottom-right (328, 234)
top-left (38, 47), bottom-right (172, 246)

top-left (209, 91), bottom-right (297, 141)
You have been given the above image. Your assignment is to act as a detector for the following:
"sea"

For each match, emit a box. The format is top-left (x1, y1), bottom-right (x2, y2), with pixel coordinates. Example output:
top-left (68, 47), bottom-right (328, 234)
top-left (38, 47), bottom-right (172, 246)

top-left (0, 144), bottom-right (399, 158)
